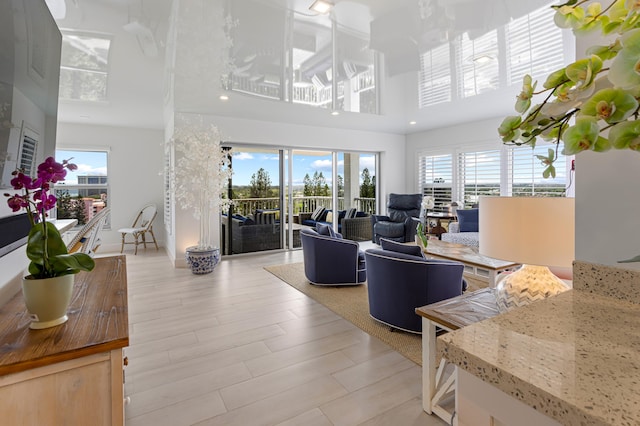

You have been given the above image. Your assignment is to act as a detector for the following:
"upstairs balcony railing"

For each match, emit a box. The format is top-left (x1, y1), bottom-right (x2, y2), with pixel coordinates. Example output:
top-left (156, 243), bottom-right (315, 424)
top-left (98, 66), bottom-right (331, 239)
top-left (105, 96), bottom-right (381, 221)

top-left (230, 196), bottom-right (376, 217)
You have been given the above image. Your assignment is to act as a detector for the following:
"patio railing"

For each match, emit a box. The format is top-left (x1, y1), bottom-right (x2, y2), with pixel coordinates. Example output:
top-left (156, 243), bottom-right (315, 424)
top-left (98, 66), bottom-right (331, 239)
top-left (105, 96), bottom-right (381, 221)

top-left (230, 196), bottom-right (376, 217)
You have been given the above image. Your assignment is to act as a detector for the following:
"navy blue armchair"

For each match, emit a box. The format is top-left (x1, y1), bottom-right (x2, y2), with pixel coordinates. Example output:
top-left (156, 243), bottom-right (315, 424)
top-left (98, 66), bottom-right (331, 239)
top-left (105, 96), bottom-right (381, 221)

top-left (300, 228), bottom-right (366, 285)
top-left (364, 248), bottom-right (465, 333)
top-left (371, 193), bottom-right (422, 243)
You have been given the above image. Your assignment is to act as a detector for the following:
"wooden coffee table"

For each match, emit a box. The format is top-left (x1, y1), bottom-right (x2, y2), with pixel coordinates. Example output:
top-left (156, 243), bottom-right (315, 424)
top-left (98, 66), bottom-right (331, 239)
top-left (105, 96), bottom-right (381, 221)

top-left (423, 239), bottom-right (518, 287)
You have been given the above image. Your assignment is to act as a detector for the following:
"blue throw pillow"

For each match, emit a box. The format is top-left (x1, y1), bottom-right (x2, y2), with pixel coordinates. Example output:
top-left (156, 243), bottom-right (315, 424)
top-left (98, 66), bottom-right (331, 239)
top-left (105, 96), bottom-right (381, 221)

top-left (316, 223), bottom-right (332, 236)
top-left (317, 223), bottom-right (341, 239)
top-left (380, 238), bottom-right (424, 258)
top-left (457, 209), bottom-right (479, 232)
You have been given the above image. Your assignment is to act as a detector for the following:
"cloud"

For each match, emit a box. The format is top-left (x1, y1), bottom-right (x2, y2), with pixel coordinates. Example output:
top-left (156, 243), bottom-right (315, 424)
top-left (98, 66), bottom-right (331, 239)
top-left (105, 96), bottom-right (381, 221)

top-left (74, 164), bottom-right (107, 175)
top-left (312, 159), bottom-right (332, 169)
top-left (359, 155), bottom-right (376, 172)
top-left (311, 159), bottom-right (346, 168)
top-left (234, 152), bottom-right (254, 160)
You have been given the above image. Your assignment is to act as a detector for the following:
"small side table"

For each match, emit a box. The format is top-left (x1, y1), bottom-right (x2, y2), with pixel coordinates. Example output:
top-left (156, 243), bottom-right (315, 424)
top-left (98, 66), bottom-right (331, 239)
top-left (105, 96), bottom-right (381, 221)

top-left (416, 288), bottom-right (500, 424)
top-left (426, 212), bottom-right (456, 239)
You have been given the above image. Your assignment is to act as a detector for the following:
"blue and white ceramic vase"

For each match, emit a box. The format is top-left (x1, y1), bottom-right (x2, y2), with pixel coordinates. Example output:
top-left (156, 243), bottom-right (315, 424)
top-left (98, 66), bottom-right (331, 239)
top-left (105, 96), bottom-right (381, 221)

top-left (185, 246), bottom-right (220, 275)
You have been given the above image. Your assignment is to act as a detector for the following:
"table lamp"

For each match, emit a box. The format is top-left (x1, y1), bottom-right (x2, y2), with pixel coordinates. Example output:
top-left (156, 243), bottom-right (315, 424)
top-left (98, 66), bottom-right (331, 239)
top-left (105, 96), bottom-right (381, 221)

top-left (479, 196), bottom-right (575, 313)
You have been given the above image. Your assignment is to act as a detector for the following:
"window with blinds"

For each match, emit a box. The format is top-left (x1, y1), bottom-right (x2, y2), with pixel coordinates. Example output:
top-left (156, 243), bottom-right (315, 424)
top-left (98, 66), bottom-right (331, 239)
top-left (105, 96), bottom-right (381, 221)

top-left (458, 30), bottom-right (499, 98)
top-left (418, 144), bottom-right (568, 206)
top-left (419, 2), bottom-right (567, 108)
top-left (18, 135), bottom-right (38, 176)
top-left (458, 149), bottom-right (501, 206)
top-left (418, 43), bottom-right (451, 108)
top-left (418, 153), bottom-right (453, 212)
top-left (509, 144), bottom-right (567, 197)
top-left (506, 5), bottom-right (565, 84)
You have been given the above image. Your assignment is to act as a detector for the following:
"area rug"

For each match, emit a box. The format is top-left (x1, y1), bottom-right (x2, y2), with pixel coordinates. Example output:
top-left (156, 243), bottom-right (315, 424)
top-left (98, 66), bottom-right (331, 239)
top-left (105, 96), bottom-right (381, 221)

top-left (264, 262), bottom-right (487, 366)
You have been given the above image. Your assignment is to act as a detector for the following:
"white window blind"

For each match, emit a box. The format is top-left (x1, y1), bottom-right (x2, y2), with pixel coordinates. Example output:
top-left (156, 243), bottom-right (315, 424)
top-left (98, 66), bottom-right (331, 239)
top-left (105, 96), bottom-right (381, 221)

top-left (164, 145), bottom-right (172, 235)
top-left (459, 30), bottom-right (499, 98)
top-left (506, 4), bottom-right (564, 84)
top-left (418, 2), bottom-right (568, 108)
top-left (458, 149), bottom-right (501, 206)
top-left (510, 144), bottom-right (567, 197)
top-left (18, 135), bottom-right (38, 176)
top-left (418, 153), bottom-right (453, 211)
top-left (419, 43), bottom-right (451, 108)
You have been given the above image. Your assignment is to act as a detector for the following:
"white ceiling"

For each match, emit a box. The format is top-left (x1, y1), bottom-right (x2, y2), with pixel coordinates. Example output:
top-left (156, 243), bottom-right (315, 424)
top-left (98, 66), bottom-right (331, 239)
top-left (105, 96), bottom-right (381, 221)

top-left (49, 0), bottom-right (556, 134)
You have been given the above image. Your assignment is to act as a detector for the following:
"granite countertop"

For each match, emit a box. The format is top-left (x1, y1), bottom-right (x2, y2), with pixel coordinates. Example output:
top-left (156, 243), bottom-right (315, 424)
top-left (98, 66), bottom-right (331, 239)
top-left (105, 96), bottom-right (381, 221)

top-left (439, 261), bottom-right (640, 425)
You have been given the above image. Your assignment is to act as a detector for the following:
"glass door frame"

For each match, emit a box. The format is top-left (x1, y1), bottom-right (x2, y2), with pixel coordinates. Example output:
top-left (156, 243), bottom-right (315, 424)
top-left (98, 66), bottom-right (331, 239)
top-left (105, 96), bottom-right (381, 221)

top-left (223, 143), bottom-right (378, 255)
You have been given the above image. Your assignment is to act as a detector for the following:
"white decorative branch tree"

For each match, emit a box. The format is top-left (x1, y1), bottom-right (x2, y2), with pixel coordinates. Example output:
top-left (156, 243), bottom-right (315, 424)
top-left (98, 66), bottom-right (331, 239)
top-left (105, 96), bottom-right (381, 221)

top-left (171, 118), bottom-right (233, 250)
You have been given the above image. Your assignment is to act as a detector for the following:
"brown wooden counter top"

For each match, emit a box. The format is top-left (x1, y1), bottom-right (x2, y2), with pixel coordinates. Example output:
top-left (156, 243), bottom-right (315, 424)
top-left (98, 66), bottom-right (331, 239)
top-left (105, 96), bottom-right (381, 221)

top-left (0, 255), bottom-right (129, 376)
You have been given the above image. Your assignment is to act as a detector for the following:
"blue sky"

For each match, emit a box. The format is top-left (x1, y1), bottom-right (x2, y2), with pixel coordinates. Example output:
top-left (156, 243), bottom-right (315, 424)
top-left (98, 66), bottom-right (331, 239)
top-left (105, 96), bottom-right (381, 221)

top-left (231, 151), bottom-right (376, 186)
top-left (53, 149), bottom-right (376, 187)
top-left (55, 150), bottom-right (108, 184)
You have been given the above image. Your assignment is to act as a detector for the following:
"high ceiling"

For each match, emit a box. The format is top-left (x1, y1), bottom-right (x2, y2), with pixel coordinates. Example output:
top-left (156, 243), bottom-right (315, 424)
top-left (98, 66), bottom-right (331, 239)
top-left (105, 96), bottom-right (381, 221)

top-left (47, 0), bottom-right (558, 134)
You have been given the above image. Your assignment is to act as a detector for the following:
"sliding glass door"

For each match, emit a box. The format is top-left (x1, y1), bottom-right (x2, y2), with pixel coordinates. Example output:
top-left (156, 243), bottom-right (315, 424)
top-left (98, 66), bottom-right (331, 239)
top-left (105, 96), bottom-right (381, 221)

top-left (222, 147), bottom-right (285, 255)
top-left (222, 145), bottom-right (377, 256)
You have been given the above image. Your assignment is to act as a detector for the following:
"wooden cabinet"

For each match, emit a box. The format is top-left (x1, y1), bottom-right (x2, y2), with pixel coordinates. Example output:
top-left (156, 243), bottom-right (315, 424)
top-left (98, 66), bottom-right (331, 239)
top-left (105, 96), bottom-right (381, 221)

top-left (0, 256), bottom-right (129, 425)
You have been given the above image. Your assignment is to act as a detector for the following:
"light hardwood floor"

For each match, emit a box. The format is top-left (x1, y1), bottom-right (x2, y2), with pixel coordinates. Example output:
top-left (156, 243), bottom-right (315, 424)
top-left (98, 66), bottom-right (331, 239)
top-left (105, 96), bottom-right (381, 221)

top-left (114, 247), bottom-right (447, 426)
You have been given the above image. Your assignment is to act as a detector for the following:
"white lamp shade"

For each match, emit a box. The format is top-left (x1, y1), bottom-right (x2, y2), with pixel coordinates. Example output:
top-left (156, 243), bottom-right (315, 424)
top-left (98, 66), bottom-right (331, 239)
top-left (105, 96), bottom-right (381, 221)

top-left (479, 197), bottom-right (575, 268)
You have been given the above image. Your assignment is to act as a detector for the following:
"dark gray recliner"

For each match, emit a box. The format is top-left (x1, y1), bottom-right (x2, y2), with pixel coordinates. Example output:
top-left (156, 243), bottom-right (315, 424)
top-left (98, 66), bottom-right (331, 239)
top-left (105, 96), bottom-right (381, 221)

top-left (370, 193), bottom-right (422, 243)
top-left (364, 248), bottom-right (465, 333)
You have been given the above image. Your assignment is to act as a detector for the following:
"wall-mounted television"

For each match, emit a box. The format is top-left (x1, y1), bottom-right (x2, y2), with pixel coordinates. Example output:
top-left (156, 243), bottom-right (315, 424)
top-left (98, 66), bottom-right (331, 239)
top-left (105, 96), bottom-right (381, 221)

top-left (0, 213), bottom-right (31, 258)
top-left (0, 0), bottom-right (61, 258)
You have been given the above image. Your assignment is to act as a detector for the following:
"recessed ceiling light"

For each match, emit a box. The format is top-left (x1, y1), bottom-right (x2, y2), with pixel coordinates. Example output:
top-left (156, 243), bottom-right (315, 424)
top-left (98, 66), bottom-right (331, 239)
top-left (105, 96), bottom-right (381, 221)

top-left (472, 54), bottom-right (494, 64)
top-left (309, 0), bottom-right (334, 14)
top-left (80, 115), bottom-right (90, 119)
top-left (409, 121), bottom-right (417, 125)
top-left (331, 110), bottom-right (340, 116)
top-left (219, 94), bottom-right (229, 101)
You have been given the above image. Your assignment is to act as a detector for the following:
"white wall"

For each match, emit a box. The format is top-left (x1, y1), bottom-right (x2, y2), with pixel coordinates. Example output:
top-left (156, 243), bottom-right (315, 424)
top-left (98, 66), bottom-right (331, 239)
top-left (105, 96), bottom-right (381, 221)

top-left (575, 150), bottom-right (640, 269)
top-left (56, 123), bottom-right (166, 252)
top-left (572, 25), bottom-right (640, 269)
top-left (165, 112), bottom-right (406, 267)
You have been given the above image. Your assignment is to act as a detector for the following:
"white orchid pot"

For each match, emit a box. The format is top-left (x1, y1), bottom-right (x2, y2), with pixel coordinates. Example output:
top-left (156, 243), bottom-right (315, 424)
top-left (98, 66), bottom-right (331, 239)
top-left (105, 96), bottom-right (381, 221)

top-left (21, 274), bottom-right (74, 329)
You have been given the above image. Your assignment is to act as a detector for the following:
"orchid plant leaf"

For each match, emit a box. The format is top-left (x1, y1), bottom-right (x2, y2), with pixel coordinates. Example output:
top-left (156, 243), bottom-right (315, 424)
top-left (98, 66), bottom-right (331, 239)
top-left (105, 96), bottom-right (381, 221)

top-left (619, 255), bottom-right (640, 263)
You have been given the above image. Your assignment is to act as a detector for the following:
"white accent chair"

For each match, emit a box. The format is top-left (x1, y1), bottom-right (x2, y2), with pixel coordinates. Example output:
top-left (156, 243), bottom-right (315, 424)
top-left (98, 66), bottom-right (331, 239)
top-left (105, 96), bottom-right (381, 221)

top-left (118, 204), bottom-right (159, 255)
